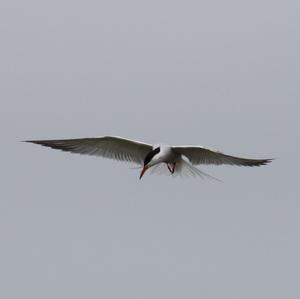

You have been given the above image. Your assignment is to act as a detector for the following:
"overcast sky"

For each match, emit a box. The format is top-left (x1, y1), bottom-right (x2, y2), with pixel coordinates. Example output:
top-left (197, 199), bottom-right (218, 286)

top-left (1, 0), bottom-right (300, 298)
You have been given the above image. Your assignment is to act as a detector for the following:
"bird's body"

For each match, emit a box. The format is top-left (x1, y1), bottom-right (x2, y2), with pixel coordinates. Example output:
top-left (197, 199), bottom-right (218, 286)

top-left (25, 136), bottom-right (272, 180)
top-left (147, 145), bottom-right (179, 165)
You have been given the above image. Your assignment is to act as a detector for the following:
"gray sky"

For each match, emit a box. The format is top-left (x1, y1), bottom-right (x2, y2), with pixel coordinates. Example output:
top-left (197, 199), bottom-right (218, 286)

top-left (1, 0), bottom-right (299, 298)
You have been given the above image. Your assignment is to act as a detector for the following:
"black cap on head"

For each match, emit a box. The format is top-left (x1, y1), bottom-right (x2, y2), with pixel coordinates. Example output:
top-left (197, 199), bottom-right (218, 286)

top-left (144, 147), bottom-right (160, 166)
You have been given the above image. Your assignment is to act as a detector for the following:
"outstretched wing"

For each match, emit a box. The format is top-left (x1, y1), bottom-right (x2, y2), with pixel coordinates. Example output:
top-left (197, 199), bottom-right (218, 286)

top-left (25, 136), bottom-right (153, 165)
top-left (173, 146), bottom-right (272, 167)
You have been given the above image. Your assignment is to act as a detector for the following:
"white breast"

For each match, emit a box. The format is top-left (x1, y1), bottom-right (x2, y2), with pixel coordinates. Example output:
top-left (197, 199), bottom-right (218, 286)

top-left (150, 145), bottom-right (175, 165)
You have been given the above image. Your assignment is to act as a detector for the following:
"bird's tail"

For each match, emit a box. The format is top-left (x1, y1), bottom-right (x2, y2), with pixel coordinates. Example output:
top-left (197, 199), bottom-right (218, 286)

top-left (148, 159), bottom-right (222, 181)
top-left (175, 159), bottom-right (222, 181)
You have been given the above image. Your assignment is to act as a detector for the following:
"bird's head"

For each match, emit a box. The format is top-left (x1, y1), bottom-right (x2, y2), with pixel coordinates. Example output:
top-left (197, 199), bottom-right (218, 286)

top-left (139, 147), bottom-right (161, 179)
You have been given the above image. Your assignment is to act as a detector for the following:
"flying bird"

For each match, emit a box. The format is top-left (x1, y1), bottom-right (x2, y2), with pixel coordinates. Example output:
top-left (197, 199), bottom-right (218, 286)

top-left (25, 136), bottom-right (272, 180)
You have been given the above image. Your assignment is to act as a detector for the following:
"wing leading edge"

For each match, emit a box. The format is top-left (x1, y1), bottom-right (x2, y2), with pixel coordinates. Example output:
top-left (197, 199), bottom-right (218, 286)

top-left (25, 136), bottom-right (153, 165)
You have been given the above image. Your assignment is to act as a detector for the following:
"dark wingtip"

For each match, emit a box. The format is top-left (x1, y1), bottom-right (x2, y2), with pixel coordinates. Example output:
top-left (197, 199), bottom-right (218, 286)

top-left (238, 157), bottom-right (274, 167)
top-left (22, 140), bottom-right (62, 150)
top-left (264, 158), bottom-right (274, 164)
top-left (23, 140), bottom-right (45, 145)
top-left (255, 158), bottom-right (274, 166)
top-left (22, 139), bottom-right (79, 153)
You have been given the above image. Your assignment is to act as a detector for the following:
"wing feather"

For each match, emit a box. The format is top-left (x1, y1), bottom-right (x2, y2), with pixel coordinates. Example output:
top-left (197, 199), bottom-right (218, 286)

top-left (173, 146), bottom-right (272, 167)
top-left (25, 136), bottom-right (152, 165)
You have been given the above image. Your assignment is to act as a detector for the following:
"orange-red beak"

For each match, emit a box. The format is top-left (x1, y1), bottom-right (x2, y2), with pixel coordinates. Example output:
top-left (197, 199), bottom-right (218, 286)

top-left (139, 165), bottom-right (149, 179)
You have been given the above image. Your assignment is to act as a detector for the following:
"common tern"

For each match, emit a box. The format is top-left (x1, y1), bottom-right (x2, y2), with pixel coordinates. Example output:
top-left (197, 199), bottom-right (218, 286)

top-left (25, 136), bottom-right (272, 180)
